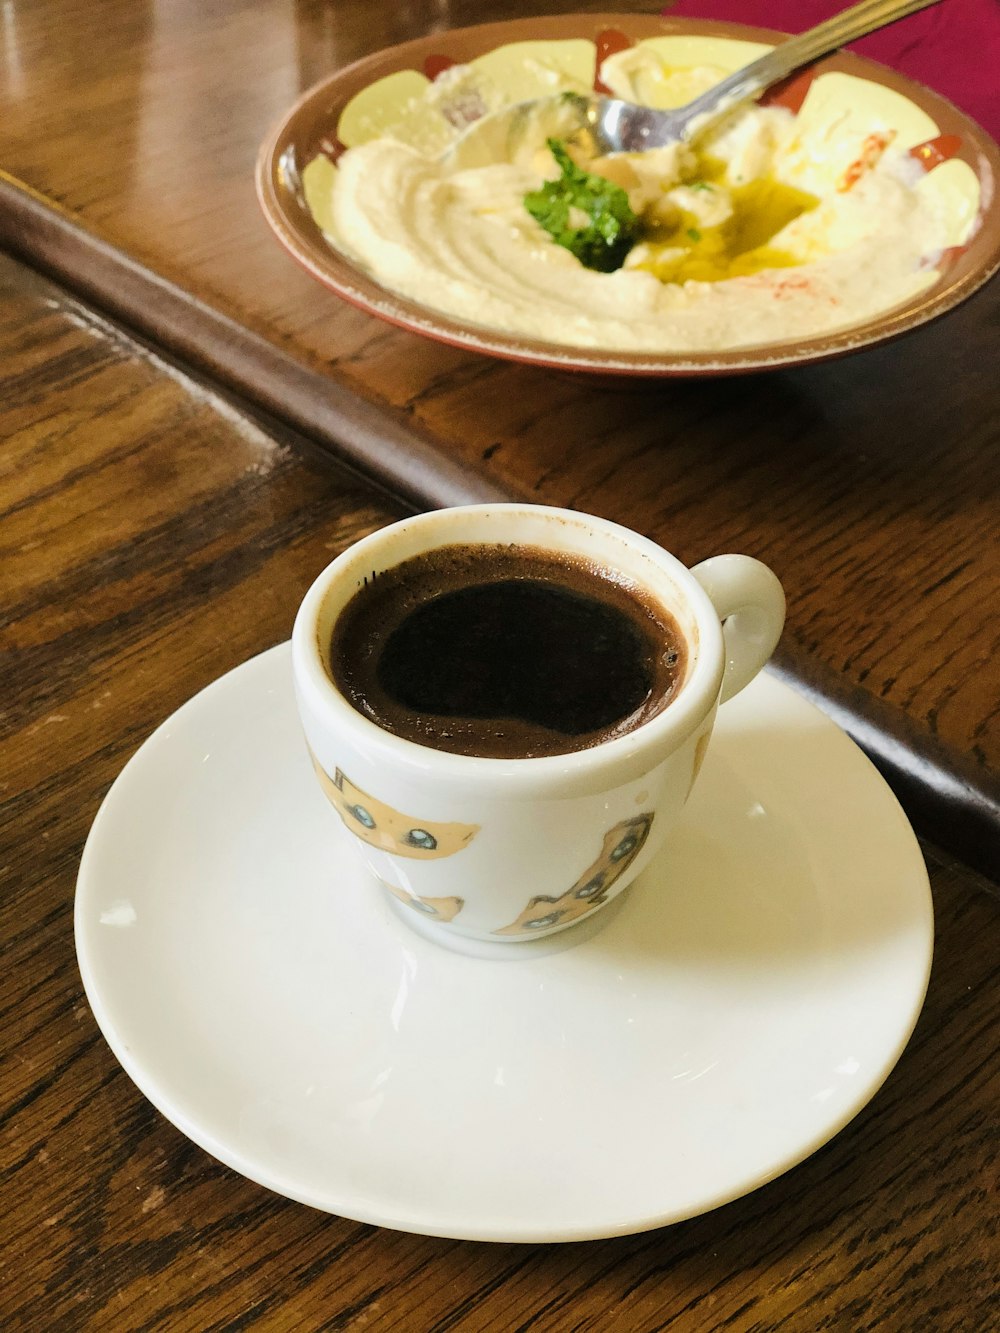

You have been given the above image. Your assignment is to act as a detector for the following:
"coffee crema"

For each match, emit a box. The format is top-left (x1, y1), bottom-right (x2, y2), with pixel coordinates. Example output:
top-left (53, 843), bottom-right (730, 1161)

top-left (328, 543), bottom-right (686, 758)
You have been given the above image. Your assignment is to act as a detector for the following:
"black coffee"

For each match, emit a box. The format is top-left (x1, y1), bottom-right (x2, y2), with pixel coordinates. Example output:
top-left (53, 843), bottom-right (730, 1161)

top-left (329, 543), bottom-right (686, 758)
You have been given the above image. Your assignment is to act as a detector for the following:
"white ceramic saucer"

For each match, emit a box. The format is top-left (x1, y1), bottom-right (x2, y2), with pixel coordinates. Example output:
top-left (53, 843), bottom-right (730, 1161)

top-left (76, 644), bottom-right (932, 1243)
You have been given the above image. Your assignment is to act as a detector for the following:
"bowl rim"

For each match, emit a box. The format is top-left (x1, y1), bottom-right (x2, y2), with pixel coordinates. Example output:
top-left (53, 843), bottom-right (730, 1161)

top-left (255, 11), bottom-right (1000, 378)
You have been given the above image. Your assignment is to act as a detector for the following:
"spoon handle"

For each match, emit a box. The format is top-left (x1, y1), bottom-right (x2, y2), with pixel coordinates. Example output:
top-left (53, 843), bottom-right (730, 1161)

top-left (676, 0), bottom-right (943, 131)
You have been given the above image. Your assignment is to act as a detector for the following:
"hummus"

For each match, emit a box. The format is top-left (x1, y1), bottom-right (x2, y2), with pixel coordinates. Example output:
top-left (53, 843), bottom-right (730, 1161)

top-left (308, 40), bottom-right (978, 354)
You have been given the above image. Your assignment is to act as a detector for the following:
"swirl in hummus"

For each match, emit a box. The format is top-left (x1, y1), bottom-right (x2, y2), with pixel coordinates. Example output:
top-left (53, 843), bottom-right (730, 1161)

top-left (308, 42), bottom-right (978, 353)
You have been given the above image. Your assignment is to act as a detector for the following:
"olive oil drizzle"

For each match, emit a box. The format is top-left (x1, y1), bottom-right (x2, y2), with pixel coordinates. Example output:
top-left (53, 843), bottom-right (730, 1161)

top-left (631, 156), bottom-right (819, 285)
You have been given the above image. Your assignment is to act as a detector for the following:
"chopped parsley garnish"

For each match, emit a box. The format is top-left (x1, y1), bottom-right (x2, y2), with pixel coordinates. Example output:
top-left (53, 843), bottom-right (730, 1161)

top-left (523, 139), bottom-right (638, 273)
top-left (686, 227), bottom-right (702, 242)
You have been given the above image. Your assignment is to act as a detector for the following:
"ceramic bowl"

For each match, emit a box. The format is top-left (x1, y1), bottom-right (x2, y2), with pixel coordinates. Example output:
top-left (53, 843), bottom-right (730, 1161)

top-left (256, 12), bottom-right (1000, 377)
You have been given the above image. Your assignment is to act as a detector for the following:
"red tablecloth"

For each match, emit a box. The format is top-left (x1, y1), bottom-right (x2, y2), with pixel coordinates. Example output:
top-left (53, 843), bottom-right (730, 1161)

top-left (665, 0), bottom-right (1000, 137)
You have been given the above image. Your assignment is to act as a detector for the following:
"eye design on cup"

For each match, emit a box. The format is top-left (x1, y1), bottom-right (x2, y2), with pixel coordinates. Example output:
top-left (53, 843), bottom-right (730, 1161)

top-left (316, 764), bottom-right (480, 859)
top-left (574, 874), bottom-right (606, 900)
top-left (404, 828), bottom-right (438, 850)
top-left (494, 813), bottom-right (654, 938)
top-left (611, 833), bottom-right (639, 861)
top-left (525, 910), bottom-right (563, 930)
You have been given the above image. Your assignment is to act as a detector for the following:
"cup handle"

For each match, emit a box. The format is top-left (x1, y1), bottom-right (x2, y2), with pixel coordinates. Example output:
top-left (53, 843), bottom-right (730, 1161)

top-left (691, 555), bottom-right (786, 704)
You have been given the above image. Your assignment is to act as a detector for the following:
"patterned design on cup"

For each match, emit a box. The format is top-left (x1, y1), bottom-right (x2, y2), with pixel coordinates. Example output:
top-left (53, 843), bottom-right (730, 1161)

top-left (378, 876), bottom-right (465, 922)
top-left (494, 813), bottom-right (653, 936)
top-left (310, 757), bottom-right (480, 859)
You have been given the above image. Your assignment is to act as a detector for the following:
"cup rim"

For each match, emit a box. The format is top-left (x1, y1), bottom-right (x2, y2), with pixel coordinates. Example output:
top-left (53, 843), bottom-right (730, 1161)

top-left (292, 505), bottom-right (725, 786)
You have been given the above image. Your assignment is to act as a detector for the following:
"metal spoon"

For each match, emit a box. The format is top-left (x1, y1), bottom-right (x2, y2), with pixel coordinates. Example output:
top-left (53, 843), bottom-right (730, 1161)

top-left (447, 0), bottom-right (941, 164)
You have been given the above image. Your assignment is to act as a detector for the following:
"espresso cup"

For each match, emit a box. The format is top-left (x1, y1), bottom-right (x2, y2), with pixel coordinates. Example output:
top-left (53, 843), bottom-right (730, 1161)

top-left (292, 505), bottom-right (785, 947)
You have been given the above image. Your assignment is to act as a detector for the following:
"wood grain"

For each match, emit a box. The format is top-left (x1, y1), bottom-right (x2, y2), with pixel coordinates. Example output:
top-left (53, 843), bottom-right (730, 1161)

top-left (1, 254), bottom-right (997, 1332)
top-left (1, 0), bottom-right (997, 876)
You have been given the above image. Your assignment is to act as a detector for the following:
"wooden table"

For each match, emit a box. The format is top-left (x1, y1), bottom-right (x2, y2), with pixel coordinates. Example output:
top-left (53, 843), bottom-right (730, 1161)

top-left (1, 1), bottom-right (998, 1325)
top-left (3, 250), bottom-right (998, 1332)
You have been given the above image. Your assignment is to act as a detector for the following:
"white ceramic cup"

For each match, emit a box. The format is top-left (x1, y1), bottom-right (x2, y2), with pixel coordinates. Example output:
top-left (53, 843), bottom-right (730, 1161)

top-left (292, 505), bottom-right (785, 948)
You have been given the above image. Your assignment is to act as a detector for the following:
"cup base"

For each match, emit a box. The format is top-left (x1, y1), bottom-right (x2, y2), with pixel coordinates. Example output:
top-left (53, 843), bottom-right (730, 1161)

top-left (382, 884), bottom-right (629, 961)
